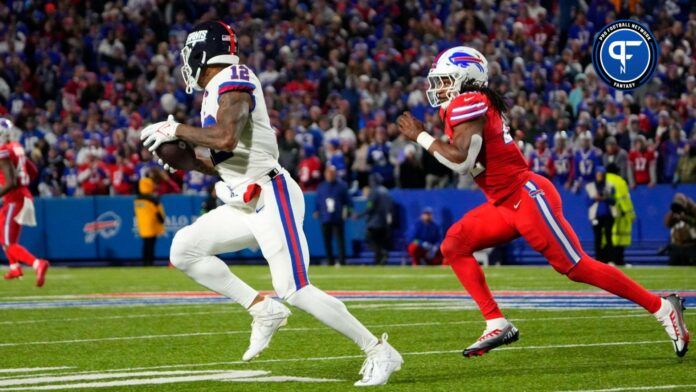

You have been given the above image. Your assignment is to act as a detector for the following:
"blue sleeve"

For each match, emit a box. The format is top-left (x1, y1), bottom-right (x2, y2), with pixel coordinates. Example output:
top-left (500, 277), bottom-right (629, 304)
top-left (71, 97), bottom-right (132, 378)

top-left (314, 184), bottom-right (324, 212)
top-left (435, 223), bottom-right (443, 244)
top-left (408, 222), bottom-right (419, 243)
top-left (342, 183), bottom-right (353, 209)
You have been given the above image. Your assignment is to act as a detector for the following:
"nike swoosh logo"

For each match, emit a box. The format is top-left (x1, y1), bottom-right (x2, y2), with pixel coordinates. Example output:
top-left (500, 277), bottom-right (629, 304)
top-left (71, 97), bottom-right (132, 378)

top-left (256, 205), bottom-right (265, 213)
top-left (513, 200), bottom-right (521, 209)
top-left (464, 96), bottom-right (474, 101)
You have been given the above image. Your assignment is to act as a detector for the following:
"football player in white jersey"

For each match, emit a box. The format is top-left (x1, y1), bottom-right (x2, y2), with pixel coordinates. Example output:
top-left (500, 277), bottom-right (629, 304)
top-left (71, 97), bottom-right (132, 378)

top-left (141, 21), bottom-right (402, 386)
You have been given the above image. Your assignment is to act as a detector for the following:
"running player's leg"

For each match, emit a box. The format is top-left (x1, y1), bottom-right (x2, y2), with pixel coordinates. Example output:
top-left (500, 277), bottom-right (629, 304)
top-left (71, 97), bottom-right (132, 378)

top-left (516, 176), bottom-right (661, 312)
top-left (442, 202), bottom-right (521, 357)
top-left (262, 173), bottom-right (401, 385)
top-left (265, 174), bottom-right (377, 348)
top-left (517, 175), bottom-right (688, 356)
top-left (170, 204), bottom-right (260, 308)
top-left (441, 202), bottom-right (518, 321)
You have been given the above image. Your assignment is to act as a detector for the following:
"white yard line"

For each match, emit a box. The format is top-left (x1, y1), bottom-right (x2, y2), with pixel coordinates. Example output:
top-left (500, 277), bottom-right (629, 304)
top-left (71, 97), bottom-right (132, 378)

top-left (0, 369), bottom-right (72, 375)
top-left (54, 339), bottom-right (667, 376)
top-left (0, 371), bottom-right (274, 391)
top-left (557, 385), bottom-right (696, 392)
top-left (0, 370), bottom-right (234, 387)
top-left (0, 304), bottom-right (647, 326)
top-left (0, 310), bottom-right (235, 325)
top-left (0, 313), bottom-right (655, 348)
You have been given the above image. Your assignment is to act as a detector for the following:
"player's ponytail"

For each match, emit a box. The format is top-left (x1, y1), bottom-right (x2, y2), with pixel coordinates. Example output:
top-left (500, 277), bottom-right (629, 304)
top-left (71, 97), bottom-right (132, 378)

top-left (459, 83), bottom-right (508, 115)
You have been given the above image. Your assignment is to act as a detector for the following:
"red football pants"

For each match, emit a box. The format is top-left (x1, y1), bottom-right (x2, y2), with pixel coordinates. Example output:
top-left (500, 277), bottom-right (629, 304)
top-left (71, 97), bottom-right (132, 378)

top-left (0, 199), bottom-right (38, 267)
top-left (442, 173), bottom-right (661, 319)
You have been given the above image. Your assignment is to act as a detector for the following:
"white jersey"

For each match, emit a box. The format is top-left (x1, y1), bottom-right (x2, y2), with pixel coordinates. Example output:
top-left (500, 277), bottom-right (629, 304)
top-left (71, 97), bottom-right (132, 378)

top-left (200, 64), bottom-right (279, 188)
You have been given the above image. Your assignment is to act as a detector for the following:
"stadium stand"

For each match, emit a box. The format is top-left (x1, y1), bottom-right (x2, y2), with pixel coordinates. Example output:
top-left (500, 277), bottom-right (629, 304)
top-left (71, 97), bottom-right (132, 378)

top-left (0, 0), bottom-right (694, 264)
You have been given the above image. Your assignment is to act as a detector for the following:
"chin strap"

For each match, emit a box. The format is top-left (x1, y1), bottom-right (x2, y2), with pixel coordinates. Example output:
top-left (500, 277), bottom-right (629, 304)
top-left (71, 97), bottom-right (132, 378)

top-left (432, 133), bottom-right (483, 174)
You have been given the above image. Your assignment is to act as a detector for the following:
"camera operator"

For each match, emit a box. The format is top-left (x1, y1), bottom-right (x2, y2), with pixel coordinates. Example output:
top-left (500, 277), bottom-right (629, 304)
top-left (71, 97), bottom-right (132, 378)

top-left (663, 193), bottom-right (696, 265)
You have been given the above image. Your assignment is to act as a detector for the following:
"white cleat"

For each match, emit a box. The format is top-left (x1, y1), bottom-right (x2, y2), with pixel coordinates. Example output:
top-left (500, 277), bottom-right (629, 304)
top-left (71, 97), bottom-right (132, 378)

top-left (242, 296), bottom-right (292, 361)
top-left (656, 294), bottom-right (690, 357)
top-left (354, 333), bottom-right (403, 387)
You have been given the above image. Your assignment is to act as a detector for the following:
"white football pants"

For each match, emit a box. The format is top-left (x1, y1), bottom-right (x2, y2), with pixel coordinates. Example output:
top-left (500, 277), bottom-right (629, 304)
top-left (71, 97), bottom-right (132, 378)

top-left (169, 169), bottom-right (378, 350)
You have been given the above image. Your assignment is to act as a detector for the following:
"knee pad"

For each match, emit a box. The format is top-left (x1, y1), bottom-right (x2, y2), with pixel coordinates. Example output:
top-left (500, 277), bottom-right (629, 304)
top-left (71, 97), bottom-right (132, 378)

top-left (169, 228), bottom-right (195, 270)
top-left (440, 235), bottom-right (473, 260)
top-left (565, 257), bottom-right (598, 282)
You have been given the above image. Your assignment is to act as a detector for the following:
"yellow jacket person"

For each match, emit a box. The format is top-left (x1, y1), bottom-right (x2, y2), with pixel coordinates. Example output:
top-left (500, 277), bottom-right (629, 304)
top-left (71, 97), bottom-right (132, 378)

top-left (606, 164), bottom-right (635, 266)
top-left (134, 178), bottom-right (165, 265)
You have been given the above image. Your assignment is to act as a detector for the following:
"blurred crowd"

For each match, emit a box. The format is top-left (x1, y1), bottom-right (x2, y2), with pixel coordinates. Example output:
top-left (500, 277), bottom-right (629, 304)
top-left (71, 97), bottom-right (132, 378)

top-left (0, 0), bottom-right (695, 198)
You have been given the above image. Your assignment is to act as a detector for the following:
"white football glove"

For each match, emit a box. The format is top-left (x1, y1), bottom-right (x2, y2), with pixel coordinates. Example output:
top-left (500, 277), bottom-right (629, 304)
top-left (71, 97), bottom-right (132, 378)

top-left (141, 115), bottom-right (181, 153)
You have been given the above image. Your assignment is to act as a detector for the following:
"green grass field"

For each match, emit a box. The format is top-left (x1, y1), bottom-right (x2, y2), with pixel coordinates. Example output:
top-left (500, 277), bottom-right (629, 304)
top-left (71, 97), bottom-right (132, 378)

top-left (0, 266), bottom-right (694, 391)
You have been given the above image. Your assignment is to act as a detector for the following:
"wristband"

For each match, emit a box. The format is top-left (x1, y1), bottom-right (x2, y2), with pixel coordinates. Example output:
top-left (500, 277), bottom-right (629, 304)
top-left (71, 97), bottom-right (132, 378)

top-left (416, 131), bottom-right (435, 150)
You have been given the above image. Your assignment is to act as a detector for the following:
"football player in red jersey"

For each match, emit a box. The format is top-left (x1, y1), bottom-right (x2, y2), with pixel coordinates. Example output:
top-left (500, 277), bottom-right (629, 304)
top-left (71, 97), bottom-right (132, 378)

top-left (0, 119), bottom-right (49, 287)
top-left (397, 47), bottom-right (689, 358)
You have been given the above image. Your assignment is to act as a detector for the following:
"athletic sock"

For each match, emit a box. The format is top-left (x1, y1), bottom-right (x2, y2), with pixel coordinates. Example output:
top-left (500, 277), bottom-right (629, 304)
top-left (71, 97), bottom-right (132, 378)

top-left (6, 244), bottom-right (39, 268)
top-left (567, 258), bottom-right (662, 313)
top-left (286, 284), bottom-right (378, 351)
top-left (486, 317), bottom-right (509, 331)
top-left (175, 255), bottom-right (259, 308)
top-left (9, 263), bottom-right (20, 270)
top-left (653, 298), bottom-right (671, 319)
top-left (450, 255), bottom-right (505, 320)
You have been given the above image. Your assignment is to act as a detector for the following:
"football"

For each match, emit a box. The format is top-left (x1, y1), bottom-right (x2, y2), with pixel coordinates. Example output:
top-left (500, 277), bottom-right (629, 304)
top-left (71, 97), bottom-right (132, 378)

top-left (155, 140), bottom-right (197, 171)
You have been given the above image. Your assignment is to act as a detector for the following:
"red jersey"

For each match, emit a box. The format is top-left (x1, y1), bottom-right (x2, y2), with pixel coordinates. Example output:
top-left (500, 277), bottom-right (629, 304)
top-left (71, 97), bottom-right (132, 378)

top-left (107, 163), bottom-right (135, 195)
top-left (0, 142), bottom-right (33, 203)
top-left (628, 149), bottom-right (656, 185)
top-left (441, 92), bottom-right (530, 203)
top-left (297, 156), bottom-right (322, 191)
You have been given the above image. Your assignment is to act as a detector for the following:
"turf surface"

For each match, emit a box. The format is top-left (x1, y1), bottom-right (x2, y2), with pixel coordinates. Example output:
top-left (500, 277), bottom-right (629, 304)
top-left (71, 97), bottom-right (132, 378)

top-left (0, 266), bottom-right (694, 391)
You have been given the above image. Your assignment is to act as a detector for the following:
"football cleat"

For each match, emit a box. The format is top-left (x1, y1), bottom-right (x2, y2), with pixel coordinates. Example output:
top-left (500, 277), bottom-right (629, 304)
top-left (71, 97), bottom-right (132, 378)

top-left (657, 294), bottom-right (690, 357)
top-left (463, 321), bottom-right (519, 357)
top-left (4, 267), bottom-right (23, 280)
top-left (242, 296), bottom-right (291, 361)
top-left (354, 333), bottom-right (403, 387)
top-left (35, 259), bottom-right (49, 288)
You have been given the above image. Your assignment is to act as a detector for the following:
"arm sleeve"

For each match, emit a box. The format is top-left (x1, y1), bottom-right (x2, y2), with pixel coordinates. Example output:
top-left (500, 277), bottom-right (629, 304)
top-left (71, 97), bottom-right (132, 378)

top-left (314, 186), bottom-right (322, 213)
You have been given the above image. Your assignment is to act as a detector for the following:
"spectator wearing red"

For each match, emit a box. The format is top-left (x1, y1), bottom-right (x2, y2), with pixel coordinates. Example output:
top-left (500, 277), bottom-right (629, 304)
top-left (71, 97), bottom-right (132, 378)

top-left (108, 154), bottom-right (136, 195)
top-left (152, 168), bottom-right (181, 195)
top-left (77, 154), bottom-right (109, 195)
top-left (628, 135), bottom-right (657, 188)
top-left (297, 145), bottom-right (322, 191)
top-left (407, 207), bottom-right (443, 266)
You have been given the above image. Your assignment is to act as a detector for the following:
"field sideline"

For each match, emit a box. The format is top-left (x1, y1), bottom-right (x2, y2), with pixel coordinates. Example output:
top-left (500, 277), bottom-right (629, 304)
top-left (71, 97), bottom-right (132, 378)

top-left (0, 266), bottom-right (694, 391)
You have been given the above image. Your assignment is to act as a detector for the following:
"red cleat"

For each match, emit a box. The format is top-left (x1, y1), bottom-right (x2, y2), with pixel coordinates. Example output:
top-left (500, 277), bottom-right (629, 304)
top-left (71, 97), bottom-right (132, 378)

top-left (4, 268), bottom-right (23, 280)
top-left (35, 259), bottom-right (49, 287)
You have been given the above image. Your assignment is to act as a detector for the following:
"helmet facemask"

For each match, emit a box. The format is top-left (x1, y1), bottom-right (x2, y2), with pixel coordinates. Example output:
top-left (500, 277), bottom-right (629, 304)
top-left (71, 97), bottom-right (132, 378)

top-left (180, 45), bottom-right (207, 94)
top-left (426, 72), bottom-right (464, 108)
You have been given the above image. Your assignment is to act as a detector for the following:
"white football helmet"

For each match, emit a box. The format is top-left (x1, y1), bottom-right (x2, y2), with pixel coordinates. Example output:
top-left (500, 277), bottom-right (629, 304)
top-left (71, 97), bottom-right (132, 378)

top-left (426, 46), bottom-right (488, 108)
top-left (0, 118), bottom-right (14, 144)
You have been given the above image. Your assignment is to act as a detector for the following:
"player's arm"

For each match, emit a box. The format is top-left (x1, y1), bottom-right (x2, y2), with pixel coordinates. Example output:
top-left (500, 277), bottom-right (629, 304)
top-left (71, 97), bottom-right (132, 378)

top-left (191, 157), bottom-right (218, 175)
top-left (175, 91), bottom-right (252, 152)
top-left (396, 112), bottom-right (483, 174)
top-left (0, 158), bottom-right (17, 198)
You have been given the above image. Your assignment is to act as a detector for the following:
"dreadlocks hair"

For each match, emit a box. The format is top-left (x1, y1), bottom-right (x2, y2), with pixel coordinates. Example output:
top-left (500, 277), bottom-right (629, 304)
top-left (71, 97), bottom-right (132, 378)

top-left (460, 82), bottom-right (508, 115)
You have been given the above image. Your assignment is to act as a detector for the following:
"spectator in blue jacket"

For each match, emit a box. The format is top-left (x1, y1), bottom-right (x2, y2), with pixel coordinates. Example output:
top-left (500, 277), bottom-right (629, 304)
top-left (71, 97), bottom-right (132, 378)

top-left (314, 165), bottom-right (352, 266)
top-left (407, 207), bottom-right (443, 266)
top-left (367, 128), bottom-right (395, 188)
top-left (360, 173), bottom-right (393, 265)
